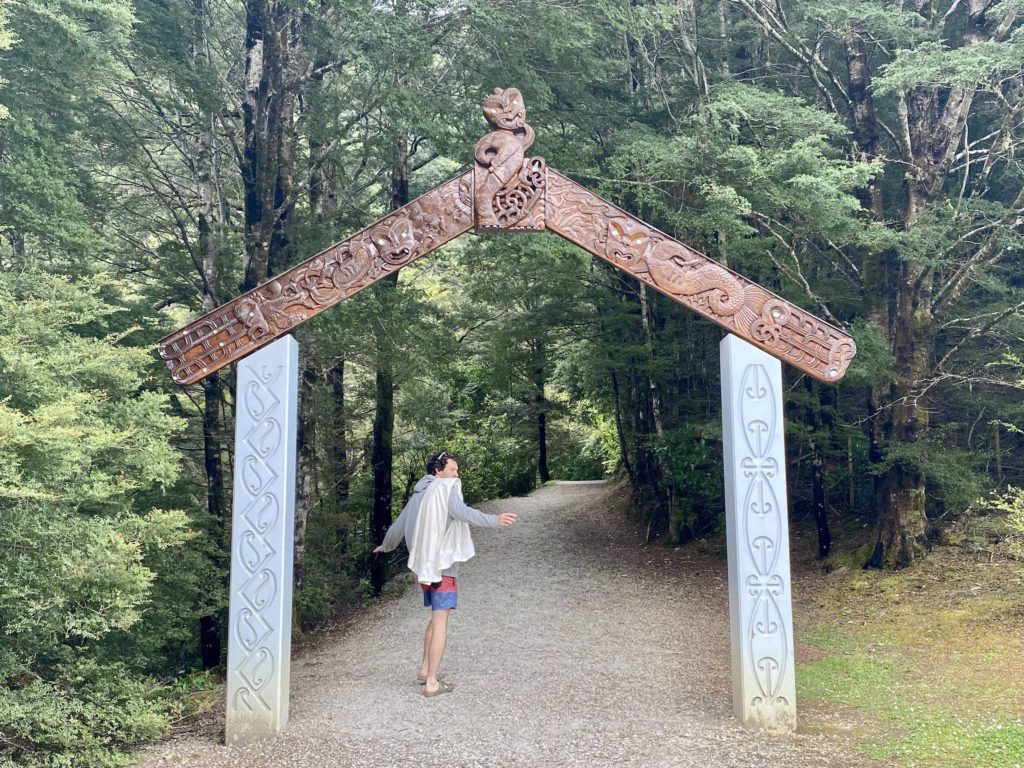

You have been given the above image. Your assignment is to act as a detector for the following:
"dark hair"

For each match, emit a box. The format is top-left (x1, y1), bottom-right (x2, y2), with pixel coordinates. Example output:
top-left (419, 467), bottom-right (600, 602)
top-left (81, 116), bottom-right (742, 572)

top-left (426, 450), bottom-right (461, 475)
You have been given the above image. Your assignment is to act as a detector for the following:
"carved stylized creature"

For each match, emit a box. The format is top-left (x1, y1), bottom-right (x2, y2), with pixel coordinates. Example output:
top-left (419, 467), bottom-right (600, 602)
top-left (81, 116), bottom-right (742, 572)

top-left (605, 219), bottom-right (652, 264)
top-left (254, 281), bottom-right (311, 331)
top-left (237, 298), bottom-right (270, 339)
top-left (330, 242), bottom-right (374, 292)
top-left (292, 255), bottom-right (335, 306)
top-left (644, 241), bottom-right (747, 317)
top-left (474, 88), bottom-right (536, 228)
top-left (368, 217), bottom-right (418, 265)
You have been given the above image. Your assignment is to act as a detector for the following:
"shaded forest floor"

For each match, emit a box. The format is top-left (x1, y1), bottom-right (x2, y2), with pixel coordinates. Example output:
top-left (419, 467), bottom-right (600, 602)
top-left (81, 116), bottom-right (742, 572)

top-left (136, 481), bottom-right (1024, 767)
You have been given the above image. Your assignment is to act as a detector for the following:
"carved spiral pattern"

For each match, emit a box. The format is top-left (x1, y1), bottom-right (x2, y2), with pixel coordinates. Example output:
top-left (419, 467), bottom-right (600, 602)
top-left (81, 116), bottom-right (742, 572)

top-left (492, 157), bottom-right (546, 230)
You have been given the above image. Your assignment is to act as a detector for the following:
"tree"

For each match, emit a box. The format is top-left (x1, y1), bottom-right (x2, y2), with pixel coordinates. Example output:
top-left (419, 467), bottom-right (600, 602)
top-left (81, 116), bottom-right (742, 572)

top-left (0, 268), bottom-right (189, 766)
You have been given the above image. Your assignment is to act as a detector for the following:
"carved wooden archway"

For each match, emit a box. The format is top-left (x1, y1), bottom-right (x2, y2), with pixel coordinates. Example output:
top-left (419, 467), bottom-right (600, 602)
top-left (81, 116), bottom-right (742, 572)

top-left (158, 89), bottom-right (857, 744)
top-left (158, 88), bottom-right (855, 385)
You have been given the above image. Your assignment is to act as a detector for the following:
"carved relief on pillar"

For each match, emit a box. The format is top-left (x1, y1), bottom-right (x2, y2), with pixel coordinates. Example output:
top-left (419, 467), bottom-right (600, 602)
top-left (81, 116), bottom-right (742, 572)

top-left (230, 361), bottom-right (284, 718)
top-left (158, 172), bottom-right (473, 386)
top-left (473, 87), bottom-right (546, 231)
top-left (545, 170), bottom-right (857, 383)
top-left (225, 336), bottom-right (298, 743)
top-left (737, 362), bottom-right (791, 716)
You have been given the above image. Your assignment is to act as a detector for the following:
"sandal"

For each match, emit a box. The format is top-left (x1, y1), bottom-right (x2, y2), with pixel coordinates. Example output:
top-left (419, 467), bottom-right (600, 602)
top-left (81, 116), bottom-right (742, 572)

top-left (422, 681), bottom-right (454, 697)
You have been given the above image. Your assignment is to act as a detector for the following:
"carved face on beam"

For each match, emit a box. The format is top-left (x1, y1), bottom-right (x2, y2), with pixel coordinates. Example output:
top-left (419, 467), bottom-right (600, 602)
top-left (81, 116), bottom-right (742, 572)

top-left (606, 219), bottom-right (651, 265)
top-left (369, 217), bottom-right (418, 265)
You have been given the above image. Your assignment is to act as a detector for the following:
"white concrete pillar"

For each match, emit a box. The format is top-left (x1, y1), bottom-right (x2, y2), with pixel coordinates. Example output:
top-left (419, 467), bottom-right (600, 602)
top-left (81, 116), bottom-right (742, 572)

top-left (720, 334), bottom-right (796, 733)
top-left (226, 335), bottom-right (298, 745)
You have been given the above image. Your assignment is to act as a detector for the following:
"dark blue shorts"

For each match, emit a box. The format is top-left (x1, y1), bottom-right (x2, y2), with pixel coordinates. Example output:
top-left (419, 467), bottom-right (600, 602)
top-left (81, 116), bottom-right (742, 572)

top-left (421, 576), bottom-right (458, 610)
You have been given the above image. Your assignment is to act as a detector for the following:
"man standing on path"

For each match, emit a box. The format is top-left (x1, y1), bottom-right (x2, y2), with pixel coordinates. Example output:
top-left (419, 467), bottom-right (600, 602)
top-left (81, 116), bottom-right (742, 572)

top-left (373, 451), bottom-right (517, 697)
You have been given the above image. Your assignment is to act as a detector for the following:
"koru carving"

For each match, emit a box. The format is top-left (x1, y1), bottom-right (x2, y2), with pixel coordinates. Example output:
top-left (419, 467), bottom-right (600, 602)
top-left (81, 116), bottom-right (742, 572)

top-left (473, 87), bottom-right (546, 231)
top-left (158, 88), bottom-right (856, 386)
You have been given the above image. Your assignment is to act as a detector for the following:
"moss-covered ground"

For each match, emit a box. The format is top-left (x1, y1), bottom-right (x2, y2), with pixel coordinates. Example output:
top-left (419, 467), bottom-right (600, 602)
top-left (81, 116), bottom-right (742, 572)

top-left (793, 541), bottom-right (1024, 768)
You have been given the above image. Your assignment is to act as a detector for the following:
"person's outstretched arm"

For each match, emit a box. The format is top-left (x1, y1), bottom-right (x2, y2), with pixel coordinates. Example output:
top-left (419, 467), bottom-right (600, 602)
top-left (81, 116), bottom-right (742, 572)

top-left (447, 484), bottom-right (517, 528)
top-left (372, 504), bottom-right (409, 553)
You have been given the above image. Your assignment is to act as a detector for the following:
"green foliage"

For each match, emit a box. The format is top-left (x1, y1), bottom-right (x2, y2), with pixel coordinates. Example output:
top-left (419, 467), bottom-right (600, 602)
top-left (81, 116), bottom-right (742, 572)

top-left (700, 82), bottom-right (850, 142)
top-left (650, 426), bottom-right (723, 543)
top-left (990, 487), bottom-right (1024, 557)
top-left (0, 660), bottom-right (168, 768)
top-left (0, 269), bottom-right (187, 766)
top-left (547, 400), bottom-right (620, 481)
top-left (807, 0), bottom-right (934, 43)
top-left (958, 486), bottom-right (1024, 560)
top-left (449, 410), bottom-right (537, 503)
top-left (870, 435), bottom-right (990, 518)
top-left (842, 319), bottom-right (897, 388)
top-left (875, 31), bottom-right (1024, 95)
top-left (0, 0), bottom-right (136, 255)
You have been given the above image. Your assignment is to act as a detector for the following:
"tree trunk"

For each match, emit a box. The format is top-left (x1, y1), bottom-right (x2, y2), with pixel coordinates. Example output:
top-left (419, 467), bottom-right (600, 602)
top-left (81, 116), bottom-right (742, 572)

top-left (609, 367), bottom-right (636, 486)
top-left (199, 374), bottom-right (225, 669)
top-left (369, 135), bottom-right (409, 596)
top-left (868, 459), bottom-right (928, 569)
top-left (675, 0), bottom-right (709, 98)
top-left (267, 70), bottom-right (295, 277)
top-left (639, 284), bottom-right (664, 437)
top-left (865, 1), bottom-right (991, 569)
top-left (532, 338), bottom-right (549, 483)
top-left (802, 379), bottom-right (831, 560)
top-left (868, 263), bottom-right (935, 568)
top-left (328, 357), bottom-right (349, 506)
top-left (292, 337), bottom-right (317, 630)
top-left (369, 300), bottom-right (397, 596)
top-left (811, 450), bottom-right (829, 559)
top-left (193, 0), bottom-right (226, 669)
top-left (844, 28), bottom-right (883, 220)
top-left (241, 0), bottom-right (293, 291)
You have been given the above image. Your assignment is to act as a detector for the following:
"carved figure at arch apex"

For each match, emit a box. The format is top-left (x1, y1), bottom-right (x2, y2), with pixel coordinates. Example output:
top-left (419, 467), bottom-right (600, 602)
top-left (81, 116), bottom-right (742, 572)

top-left (473, 87), bottom-right (546, 231)
top-left (158, 88), bottom-right (856, 386)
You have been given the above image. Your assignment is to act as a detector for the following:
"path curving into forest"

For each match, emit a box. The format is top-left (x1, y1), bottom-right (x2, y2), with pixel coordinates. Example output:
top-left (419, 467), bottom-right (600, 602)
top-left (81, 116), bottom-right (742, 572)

top-left (135, 480), bottom-right (872, 768)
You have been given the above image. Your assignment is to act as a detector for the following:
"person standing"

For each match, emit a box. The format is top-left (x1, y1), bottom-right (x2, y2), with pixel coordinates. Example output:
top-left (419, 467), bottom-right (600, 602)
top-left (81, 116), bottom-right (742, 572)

top-left (373, 451), bottom-right (517, 697)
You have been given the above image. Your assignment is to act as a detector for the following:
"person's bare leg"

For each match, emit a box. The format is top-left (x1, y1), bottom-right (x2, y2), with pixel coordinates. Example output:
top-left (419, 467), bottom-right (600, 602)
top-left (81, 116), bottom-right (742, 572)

top-left (423, 609), bottom-right (449, 694)
top-left (419, 620), bottom-right (433, 681)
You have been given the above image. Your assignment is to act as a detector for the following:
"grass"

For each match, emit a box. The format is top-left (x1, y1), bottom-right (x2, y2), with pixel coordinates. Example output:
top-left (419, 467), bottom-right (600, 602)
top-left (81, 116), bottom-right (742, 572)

top-left (793, 544), bottom-right (1024, 768)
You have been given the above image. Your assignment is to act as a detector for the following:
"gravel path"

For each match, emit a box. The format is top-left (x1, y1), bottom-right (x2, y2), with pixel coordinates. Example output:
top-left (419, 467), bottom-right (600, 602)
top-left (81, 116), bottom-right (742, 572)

top-left (135, 480), bottom-right (872, 768)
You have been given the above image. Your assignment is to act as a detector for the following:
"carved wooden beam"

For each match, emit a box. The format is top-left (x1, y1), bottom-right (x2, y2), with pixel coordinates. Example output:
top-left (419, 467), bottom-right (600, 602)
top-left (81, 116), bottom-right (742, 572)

top-left (158, 171), bottom-right (473, 385)
top-left (544, 170), bottom-right (856, 383)
top-left (159, 87), bottom-right (856, 386)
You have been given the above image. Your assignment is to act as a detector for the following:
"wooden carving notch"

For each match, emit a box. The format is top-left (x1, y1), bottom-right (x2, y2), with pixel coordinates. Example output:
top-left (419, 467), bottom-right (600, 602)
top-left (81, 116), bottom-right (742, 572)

top-left (159, 88), bottom-right (856, 385)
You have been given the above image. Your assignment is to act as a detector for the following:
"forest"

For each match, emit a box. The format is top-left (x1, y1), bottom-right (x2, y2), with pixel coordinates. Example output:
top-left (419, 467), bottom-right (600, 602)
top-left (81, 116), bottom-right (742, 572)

top-left (1, 0), bottom-right (1023, 764)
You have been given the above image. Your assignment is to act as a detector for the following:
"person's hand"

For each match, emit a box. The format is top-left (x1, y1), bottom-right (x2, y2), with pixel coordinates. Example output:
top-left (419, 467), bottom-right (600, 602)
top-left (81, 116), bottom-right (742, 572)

top-left (498, 512), bottom-right (517, 528)
top-left (372, 546), bottom-right (383, 554)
